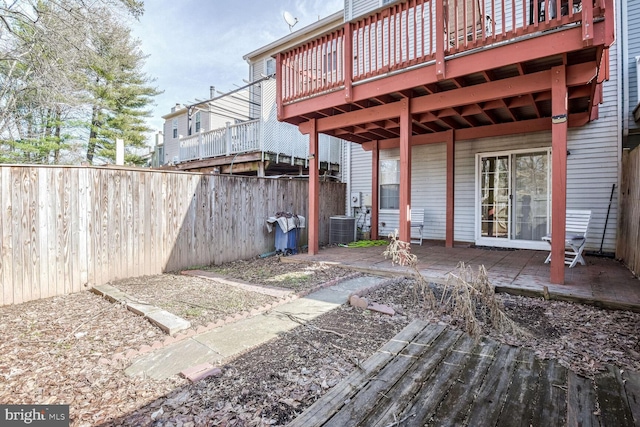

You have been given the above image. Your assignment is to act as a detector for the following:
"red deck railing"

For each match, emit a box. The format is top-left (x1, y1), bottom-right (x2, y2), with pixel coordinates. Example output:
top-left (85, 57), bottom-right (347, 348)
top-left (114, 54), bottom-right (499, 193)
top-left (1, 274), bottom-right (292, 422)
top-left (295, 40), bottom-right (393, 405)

top-left (279, 0), bottom-right (603, 105)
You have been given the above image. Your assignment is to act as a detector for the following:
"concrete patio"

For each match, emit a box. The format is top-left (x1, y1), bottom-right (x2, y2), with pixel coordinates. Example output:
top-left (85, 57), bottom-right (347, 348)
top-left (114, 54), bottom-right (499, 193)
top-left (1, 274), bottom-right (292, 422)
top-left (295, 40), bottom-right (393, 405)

top-left (285, 241), bottom-right (640, 312)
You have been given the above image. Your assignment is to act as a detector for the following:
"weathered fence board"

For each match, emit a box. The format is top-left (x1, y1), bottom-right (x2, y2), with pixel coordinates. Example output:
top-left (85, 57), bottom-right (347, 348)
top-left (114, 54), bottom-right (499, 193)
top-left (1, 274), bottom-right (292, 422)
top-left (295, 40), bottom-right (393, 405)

top-left (0, 166), bottom-right (345, 306)
top-left (617, 147), bottom-right (640, 277)
top-left (291, 322), bottom-right (640, 427)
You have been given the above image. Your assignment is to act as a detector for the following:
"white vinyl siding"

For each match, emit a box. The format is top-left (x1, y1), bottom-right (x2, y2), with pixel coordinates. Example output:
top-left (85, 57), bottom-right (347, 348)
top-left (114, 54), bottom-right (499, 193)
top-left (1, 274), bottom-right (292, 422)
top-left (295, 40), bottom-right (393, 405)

top-left (348, 101), bottom-right (620, 253)
top-left (349, 143), bottom-right (447, 240)
top-left (627, 0), bottom-right (640, 133)
top-left (345, 0), bottom-right (379, 21)
top-left (261, 78), bottom-right (307, 159)
top-left (349, 144), bottom-right (372, 221)
top-left (565, 47), bottom-right (620, 253)
top-left (163, 114), bottom-right (189, 163)
top-left (249, 63), bottom-right (263, 120)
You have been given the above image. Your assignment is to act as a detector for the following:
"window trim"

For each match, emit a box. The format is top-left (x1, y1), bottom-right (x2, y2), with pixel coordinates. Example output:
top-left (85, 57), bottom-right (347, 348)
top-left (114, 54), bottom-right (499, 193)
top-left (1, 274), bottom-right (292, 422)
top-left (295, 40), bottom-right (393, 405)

top-left (379, 158), bottom-right (400, 211)
top-left (172, 119), bottom-right (178, 139)
top-left (195, 111), bottom-right (201, 133)
top-left (265, 57), bottom-right (276, 77)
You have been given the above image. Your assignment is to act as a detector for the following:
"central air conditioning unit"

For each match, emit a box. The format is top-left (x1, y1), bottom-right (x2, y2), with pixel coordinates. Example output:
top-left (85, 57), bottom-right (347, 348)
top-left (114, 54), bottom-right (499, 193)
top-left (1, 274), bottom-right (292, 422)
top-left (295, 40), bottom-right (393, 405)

top-left (329, 216), bottom-right (357, 245)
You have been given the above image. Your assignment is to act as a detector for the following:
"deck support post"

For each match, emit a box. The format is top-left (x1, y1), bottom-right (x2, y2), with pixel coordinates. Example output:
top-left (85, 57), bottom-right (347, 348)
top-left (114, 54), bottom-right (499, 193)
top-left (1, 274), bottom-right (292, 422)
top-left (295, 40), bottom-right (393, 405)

top-left (399, 98), bottom-right (412, 244)
top-left (582, 0), bottom-right (594, 46)
top-left (308, 119), bottom-right (320, 255)
top-left (371, 140), bottom-right (379, 240)
top-left (446, 130), bottom-right (455, 248)
top-left (435, 0), bottom-right (446, 80)
top-left (551, 65), bottom-right (568, 285)
top-left (344, 22), bottom-right (354, 103)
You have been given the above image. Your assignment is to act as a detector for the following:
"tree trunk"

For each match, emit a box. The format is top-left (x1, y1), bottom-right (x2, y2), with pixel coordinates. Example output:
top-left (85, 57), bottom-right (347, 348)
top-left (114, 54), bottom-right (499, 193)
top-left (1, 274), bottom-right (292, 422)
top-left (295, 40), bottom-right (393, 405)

top-left (54, 125), bottom-right (61, 164)
top-left (87, 105), bottom-right (100, 164)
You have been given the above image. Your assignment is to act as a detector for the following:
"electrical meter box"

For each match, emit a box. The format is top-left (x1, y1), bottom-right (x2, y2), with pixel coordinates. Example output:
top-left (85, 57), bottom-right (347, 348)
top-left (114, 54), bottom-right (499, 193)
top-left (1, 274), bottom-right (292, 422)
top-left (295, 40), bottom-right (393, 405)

top-left (350, 191), bottom-right (361, 208)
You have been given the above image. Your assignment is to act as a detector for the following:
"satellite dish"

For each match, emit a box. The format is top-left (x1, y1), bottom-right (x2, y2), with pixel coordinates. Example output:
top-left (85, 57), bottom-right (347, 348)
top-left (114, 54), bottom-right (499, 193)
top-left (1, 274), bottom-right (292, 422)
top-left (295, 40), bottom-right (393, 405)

top-left (283, 11), bottom-right (298, 32)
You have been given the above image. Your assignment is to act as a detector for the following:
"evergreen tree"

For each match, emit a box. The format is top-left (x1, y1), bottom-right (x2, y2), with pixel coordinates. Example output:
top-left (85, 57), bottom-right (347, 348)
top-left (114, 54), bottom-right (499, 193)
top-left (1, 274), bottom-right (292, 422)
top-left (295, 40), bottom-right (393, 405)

top-left (85, 17), bottom-right (160, 165)
top-left (0, 0), bottom-right (155, 165)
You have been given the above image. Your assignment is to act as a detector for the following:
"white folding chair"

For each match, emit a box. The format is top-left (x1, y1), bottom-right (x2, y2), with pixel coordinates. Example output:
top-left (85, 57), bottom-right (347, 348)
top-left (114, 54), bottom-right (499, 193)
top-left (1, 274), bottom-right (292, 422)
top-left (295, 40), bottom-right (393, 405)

top-left (410, 208), bottom-right (425, 246)
top-left (542, 210), bottom-right (591, 268)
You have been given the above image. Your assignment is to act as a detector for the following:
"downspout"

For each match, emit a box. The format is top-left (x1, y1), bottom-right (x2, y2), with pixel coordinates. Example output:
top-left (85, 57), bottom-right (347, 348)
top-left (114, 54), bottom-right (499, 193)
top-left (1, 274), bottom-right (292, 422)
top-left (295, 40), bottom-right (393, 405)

top-left (346, 141), bottom-right (352, 216)
top-left (620, 0), bottom-right (628, 145)
top-left (616, 0), bottom-right (626, 255)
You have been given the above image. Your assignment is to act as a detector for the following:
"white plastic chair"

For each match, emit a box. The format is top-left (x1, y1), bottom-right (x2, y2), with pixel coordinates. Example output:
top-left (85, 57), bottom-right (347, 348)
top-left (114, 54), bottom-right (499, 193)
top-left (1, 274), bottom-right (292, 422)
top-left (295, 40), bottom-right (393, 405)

top-left (542, 210), bottom-right (591, 268)
top-left (410, 208), bottom-right (425, 246)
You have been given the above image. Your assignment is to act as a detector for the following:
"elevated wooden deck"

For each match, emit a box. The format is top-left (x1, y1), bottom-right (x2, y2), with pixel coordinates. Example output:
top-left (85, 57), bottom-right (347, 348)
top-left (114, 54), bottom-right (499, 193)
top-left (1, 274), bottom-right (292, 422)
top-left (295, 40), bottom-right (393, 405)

top-left (274, 0), bottom-right (615, 285)
top-left (289, 320), bottom-right (640, 426)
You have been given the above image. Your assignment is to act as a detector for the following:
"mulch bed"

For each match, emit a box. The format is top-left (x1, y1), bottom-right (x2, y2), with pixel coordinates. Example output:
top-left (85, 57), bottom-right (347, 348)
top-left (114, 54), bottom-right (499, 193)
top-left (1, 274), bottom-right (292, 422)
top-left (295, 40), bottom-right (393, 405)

top-left (106, 305), bottom-right (408, 426)
top-left (364, 277), bottom-right (640, 377)
top-left (0, 291), bottom-right (186, 426)
top-left (111, 274), bottom-right (279, 328)
top-left (203, 256), bottom-right (358, 292)
top-left (1, 258), bottom-right (639, 426)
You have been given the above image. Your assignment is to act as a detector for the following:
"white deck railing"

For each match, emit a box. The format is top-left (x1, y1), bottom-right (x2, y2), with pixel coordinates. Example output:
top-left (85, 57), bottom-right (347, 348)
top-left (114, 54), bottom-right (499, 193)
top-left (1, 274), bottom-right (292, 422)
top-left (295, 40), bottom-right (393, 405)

top-left (179, 119), bottom-right (261, 162)
top-left (178, 119), bottom-right (343, 166)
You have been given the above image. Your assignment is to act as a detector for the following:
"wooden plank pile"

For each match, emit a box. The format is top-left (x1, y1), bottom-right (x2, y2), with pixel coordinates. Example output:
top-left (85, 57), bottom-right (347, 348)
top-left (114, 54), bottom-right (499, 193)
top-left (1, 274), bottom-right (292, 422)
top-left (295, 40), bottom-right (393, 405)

top-left (289, 320), bottom-right (640, 426)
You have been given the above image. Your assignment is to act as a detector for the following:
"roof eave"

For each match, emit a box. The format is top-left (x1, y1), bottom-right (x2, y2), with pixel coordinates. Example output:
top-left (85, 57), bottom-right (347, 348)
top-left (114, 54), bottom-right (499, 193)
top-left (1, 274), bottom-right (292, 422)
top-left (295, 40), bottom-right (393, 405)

top-left (243, 10), bottom-right (343, 61)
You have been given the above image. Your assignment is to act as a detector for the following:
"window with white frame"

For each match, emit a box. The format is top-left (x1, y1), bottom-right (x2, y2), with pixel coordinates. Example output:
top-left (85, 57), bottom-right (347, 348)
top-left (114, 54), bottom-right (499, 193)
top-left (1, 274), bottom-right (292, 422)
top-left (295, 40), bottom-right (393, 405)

top-left (195, 111), bottom-right (201, 133)
top-left (380, 159), bottom-right (400, 209)
top-left (172, 119), bottom-right (178, 139)
top-left (265, 58), bottom-right (276, 76)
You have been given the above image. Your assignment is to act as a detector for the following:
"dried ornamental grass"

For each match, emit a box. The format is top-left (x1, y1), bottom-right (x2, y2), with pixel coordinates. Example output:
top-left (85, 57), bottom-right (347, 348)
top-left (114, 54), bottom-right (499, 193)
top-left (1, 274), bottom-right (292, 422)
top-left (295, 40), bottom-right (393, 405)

top-left (443, 262), bottom-right (529, 338)
top-left (384, 231), bottom-right (527, 338)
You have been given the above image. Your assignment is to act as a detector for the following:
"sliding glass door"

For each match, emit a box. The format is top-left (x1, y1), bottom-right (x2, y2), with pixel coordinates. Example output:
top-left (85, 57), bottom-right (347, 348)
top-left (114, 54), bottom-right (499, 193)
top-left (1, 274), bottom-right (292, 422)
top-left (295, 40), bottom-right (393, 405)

top-left (477, 149), bottom-right (550, 249)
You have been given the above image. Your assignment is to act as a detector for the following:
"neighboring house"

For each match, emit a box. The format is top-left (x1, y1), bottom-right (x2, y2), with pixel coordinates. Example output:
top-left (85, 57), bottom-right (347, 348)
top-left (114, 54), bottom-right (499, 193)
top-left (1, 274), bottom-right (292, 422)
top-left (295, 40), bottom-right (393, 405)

top-left (159, 35), bottom-right (345, 177)
top-left (161, 86), bottom-right (251, 166)
top-left (150, 131), bottom-right (164, 168)
top-left (272, 0), bottom-right (617, 284)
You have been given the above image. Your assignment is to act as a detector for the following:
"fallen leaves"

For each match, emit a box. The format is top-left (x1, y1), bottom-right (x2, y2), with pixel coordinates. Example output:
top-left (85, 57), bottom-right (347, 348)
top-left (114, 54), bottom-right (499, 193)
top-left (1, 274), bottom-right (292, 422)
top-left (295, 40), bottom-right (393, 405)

top-left (0, 291), bottom-right (185, 426)
top-left (1, 260), bottom-right (638, 426)
top-left (366, 278), bottom-right (640, 378)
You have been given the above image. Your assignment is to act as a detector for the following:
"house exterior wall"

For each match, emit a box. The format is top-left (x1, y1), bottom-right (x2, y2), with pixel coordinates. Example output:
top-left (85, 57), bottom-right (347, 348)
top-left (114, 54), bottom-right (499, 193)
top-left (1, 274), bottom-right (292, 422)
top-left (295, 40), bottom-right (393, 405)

top-left (162, 111), bottom-right (188, 164)
top-left (347, 48), bottom-right (620, 253)
top-left (245, 25), bottom-right (345, 167)
top-left (345, 0), bottom-right (380, 21)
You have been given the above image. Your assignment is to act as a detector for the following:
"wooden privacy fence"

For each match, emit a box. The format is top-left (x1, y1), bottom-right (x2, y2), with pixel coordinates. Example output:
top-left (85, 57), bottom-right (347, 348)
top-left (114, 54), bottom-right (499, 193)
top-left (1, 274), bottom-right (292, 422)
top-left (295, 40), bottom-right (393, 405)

top-left (0, 165), bottom-right (346, 306)
top-left (617, 147), bottom-right (640, 278)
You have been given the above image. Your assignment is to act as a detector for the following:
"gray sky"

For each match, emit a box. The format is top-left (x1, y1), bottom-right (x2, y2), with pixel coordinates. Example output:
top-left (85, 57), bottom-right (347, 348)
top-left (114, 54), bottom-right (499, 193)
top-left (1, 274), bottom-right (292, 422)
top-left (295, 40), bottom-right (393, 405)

top-left (131, 0), bottom-right (343, 139)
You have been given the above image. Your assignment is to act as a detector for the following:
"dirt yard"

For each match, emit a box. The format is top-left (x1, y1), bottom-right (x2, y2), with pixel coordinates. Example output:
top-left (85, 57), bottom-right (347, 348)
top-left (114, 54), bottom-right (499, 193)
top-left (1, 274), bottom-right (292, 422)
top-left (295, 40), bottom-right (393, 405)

top-left (1, 256), bottom-right (639, 426)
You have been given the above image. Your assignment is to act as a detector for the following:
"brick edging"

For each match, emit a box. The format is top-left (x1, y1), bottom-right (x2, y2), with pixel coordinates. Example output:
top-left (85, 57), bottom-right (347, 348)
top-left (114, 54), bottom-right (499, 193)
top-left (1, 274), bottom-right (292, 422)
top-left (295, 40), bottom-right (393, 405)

top-left (105, 272), bottom-right (365, 366)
